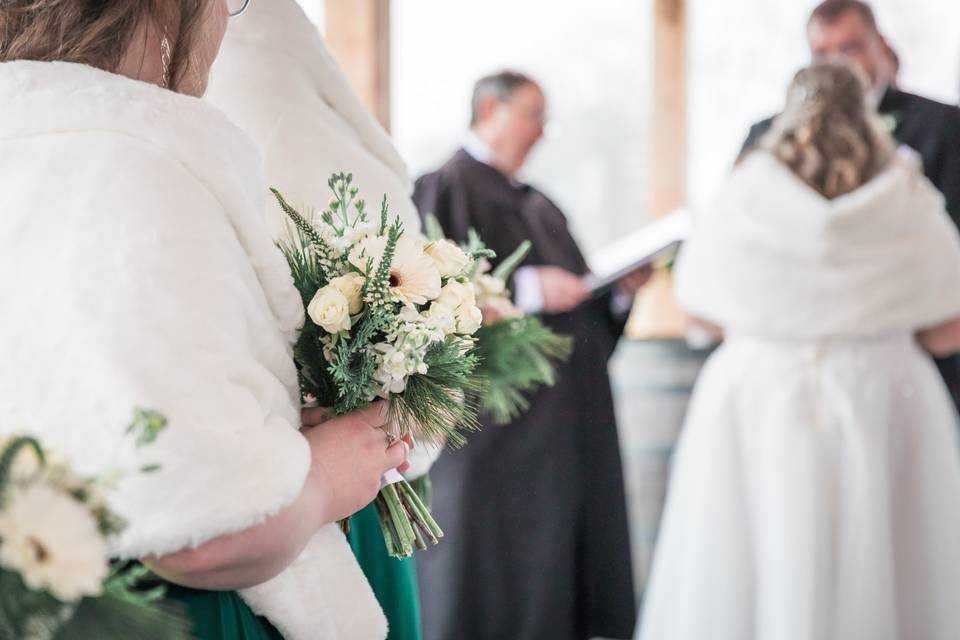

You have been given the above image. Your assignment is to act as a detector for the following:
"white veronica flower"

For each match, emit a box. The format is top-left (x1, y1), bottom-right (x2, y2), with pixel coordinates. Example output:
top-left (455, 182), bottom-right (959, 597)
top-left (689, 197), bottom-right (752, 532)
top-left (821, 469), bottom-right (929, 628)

top-left (425, 240), bottom-right (470, 278)
top-left (0, 483), bottom-right (108, 603)
top-left (307, 285), bottom-right (353, 334)
top-left (349, 235), bottom-right (441, 305)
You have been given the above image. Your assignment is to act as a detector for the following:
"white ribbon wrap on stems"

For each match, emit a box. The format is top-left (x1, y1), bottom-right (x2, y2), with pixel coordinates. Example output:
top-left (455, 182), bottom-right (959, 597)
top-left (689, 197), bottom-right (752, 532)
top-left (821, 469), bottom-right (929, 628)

top-left (380, 468), bottom-right (405, 490)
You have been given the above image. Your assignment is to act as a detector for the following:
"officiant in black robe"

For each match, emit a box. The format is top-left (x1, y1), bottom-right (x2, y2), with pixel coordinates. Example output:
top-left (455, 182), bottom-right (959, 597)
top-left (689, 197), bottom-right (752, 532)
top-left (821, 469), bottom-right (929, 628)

top-left (412, 71), bottom-right (647, 640)
top-left (741, 0), bottom-right (960, 404)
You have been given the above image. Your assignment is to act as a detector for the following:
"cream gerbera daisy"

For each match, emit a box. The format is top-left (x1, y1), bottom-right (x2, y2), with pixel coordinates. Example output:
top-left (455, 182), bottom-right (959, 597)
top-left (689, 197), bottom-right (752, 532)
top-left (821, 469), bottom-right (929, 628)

top-left (349, 235), bottom-right (441, 305)
top-left (0, 483), bottom-right (108, 602)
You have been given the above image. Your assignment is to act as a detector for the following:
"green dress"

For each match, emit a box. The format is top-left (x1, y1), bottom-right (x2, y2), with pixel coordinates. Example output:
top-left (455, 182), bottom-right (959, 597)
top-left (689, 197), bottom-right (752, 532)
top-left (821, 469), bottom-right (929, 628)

top-left (163, 584), bottom-right (284, 640)
top-left (348, 503), bottom-right (424, 640)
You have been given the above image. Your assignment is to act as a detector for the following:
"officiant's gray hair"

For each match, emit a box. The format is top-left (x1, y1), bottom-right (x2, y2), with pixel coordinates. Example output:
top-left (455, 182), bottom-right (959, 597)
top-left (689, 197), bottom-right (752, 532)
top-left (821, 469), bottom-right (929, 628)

top-left (471, 71), bottom-right (539, 126)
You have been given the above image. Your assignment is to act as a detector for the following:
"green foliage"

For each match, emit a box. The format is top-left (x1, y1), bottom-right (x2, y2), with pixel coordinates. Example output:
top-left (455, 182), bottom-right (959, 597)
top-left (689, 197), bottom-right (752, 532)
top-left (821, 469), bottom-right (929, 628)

top-left (422, 214), bottom-right (446, 243)
top-left (55, 564), bottom-right (192, 640)
top-left (277, 224), bottom-right (329, 307)
top-left (492, 240), bottom-right (532, 282)
top-left (474, 317), bottom-right (574, 425)
top-left (392, 338), bottom-right (482, 448)
top-left (0, 416), bottom-right (191, 639)
top-left (125, 409), bottom-right (168, 449)
top-left (374, 478), bottom-right (444, 558)
top-left (0, 436), bottom-right (44, 501)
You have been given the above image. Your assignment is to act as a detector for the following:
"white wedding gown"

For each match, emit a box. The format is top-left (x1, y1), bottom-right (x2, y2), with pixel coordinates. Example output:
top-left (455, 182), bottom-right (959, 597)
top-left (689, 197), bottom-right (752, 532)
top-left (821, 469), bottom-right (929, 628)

top-left (638, 152), bottom-right (960, 640)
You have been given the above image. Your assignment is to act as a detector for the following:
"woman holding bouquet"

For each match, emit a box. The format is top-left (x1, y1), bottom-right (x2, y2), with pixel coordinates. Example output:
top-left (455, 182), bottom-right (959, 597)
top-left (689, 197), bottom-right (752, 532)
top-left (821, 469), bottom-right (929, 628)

top-left (205, 2), bottom-right (436, 638)
top-left (0, 2), bottom-right (407, 639)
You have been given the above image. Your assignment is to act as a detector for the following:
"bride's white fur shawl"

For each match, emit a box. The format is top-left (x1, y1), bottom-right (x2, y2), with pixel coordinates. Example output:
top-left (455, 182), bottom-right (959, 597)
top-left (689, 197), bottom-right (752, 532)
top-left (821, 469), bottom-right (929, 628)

top-left (675, 151), bottom-right (960, 339)
top-left (0, 60), bottom-right (357, 639)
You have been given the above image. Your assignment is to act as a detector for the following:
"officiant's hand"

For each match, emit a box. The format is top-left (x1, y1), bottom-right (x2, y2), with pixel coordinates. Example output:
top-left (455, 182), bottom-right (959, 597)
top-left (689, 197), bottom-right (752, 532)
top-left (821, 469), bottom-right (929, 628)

top-left (302, 401), bottom-right (409, 523)
top-left (537, 266), bottom-right (589, 313)
top-left (616, 265), bottom-right (654, 298)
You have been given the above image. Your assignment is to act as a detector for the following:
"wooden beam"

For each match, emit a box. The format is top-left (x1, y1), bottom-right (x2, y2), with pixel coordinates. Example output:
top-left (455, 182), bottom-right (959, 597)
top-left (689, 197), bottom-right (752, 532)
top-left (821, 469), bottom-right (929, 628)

top-left (627, 0), bottom-right (688, 340)
top-left (324, 0), bottom-right (392, 131)
top-left (650, 0), bottom-right (687, 217)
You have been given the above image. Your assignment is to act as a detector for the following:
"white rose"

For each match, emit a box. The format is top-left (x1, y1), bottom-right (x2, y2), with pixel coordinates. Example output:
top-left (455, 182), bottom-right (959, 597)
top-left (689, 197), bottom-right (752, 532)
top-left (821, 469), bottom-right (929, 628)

top-left (330, 273), bottom-right (366, 315)
top-left (423, 302), bottom-right (458, 336)
top-left (436, 280), bottom-right (476, 310)
top-left (307, 286), bottom-right (352, 334)
top-left (425, 240), bottom-right (470, 278)
top-left (455, 304), bottom-right (484, 335)
top-left (475, 274), bottom-right (507, 297)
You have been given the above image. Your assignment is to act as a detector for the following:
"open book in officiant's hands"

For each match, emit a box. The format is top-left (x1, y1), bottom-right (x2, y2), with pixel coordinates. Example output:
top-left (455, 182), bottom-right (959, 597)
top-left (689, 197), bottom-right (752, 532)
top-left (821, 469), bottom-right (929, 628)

top-left (582, 208), bottom-right (693, 295)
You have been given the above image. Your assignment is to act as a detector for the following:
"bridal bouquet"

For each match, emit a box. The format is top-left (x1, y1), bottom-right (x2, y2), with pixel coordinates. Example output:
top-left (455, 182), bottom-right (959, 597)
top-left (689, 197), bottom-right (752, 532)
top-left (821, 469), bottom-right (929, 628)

top-left (274, 173), bottom-right (485, 558)
top-left (424, 217), bottom-right (573, 425)
top-left (0, 410), bottom-right (191, 640)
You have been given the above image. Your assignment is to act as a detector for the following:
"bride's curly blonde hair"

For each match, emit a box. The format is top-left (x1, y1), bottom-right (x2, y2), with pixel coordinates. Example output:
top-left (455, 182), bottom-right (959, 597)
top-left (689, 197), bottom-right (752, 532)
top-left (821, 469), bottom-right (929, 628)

top-left (759, 60), bottom-right (895, 199)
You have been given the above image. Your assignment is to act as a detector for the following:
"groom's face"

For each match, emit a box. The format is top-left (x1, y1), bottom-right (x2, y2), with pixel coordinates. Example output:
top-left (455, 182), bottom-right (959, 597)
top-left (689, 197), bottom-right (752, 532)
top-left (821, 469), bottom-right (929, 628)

top-left (807, 9), bottom-right (885, 88)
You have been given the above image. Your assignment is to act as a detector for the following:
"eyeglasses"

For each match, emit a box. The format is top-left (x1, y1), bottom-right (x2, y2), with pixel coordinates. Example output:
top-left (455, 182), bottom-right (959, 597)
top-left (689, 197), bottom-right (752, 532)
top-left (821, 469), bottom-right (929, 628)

top-left (228, 0), bottom-right (251, 17)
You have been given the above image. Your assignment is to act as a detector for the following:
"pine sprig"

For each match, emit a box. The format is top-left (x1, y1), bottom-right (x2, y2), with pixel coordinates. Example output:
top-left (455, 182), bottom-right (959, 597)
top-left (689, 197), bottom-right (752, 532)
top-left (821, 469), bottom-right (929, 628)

top-left (474, 317), bottom-right (573, 424)
top-left (392, 338), bottom-right (482, 448)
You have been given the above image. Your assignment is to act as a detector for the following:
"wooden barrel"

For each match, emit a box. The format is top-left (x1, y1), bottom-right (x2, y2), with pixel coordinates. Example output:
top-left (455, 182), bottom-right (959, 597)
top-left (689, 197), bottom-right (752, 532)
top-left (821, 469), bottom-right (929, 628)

top-left (609, 338), bottom-right (712, 601)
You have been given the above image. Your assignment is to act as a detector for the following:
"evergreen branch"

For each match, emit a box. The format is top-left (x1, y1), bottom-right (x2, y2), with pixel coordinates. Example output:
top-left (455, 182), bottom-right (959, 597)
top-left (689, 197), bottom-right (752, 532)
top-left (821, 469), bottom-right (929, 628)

top-left (474, 317), bottom-right (574, 424)
top-left (391, 338), bottom-right (482, 448)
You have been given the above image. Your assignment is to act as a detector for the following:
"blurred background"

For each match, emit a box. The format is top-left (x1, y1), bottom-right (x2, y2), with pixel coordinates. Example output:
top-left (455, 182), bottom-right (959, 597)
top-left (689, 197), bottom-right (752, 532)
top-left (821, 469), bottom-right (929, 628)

top-left (296, 0), bottom-right (960, 597)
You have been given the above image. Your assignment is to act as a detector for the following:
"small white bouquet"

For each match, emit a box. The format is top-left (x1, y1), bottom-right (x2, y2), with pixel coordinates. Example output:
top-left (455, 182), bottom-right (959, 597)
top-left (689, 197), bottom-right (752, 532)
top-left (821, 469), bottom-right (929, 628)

top-left (274, 173), bottom-right (486, 558)
top-left (423, 217), bottom-right (574, 425)
top-left (0, 410), bottom-right (190, 640)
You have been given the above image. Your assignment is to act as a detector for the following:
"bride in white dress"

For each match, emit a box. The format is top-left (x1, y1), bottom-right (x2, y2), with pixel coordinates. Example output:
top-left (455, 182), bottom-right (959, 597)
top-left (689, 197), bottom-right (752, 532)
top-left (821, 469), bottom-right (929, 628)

top-left (638, 61), bottom-right (960, 640)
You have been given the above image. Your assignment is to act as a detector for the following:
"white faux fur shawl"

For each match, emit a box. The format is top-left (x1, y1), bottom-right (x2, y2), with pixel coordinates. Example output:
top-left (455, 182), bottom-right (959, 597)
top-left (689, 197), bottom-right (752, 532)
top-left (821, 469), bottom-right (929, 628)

top-left (206, 4), bottom-right (447, 637)
top-left (206, 0), bottom-right (421, 238)
top-left (0, 60), bottom-right (338, 638)
top-left (207, 0), bottom-right (440, 482)
top-left (675, 151), bottom-right (960, 339)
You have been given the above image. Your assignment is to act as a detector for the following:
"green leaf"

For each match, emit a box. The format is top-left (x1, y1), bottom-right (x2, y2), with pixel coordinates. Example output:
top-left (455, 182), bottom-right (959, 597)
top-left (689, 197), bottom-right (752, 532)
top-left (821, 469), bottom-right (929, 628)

top-left (422, 214), bottom-right (446, 242)
top-left (492, 240), bottom-right (532, 282)
top-left (0, 437), bottom-right (45, 500)
top-left (125, 409), bottom-right (168, 449)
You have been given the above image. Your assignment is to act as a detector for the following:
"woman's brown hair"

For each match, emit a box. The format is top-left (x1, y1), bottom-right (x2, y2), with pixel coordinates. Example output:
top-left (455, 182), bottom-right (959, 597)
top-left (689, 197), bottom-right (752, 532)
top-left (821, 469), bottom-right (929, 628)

top-left (759, 60), bottom-right (894, 200)
top-left (0, 1), bottom-right (211, 93)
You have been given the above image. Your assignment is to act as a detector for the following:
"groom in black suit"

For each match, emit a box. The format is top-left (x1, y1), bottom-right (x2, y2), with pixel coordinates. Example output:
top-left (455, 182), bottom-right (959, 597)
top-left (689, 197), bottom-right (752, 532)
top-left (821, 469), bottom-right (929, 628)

top-left (741, 0), bottom-right (960, 405)
top-left (742, 0), bottom-right (960, 224)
